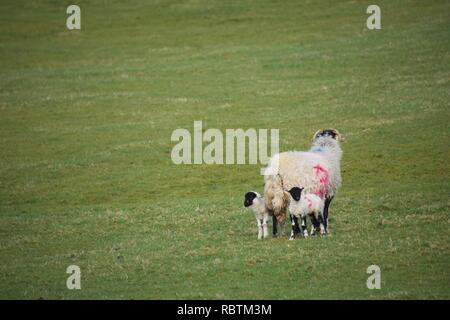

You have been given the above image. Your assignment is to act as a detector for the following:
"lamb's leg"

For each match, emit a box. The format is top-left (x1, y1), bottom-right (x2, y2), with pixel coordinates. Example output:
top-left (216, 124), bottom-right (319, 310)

top-left (262, 217), bottom-right (269, 238)
top-left (323, 196), bottom-right (333, 233)
top-left (289, 214), bottom-right (295, 240)
top-left (293, 216), bottom-right (301, 235)
top-left (301, 216), bottom-right (308, 238)
top-left (310, 215), bottom-right (320, 235)
top-left (257, 218), bottom-right (263, 240)
top-left (317, 213), bottom-right (326, 235)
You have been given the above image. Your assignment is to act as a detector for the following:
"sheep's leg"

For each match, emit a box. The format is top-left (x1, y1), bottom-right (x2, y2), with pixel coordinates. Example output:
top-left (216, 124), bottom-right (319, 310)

top-left (292, 216), bottom-right (301, 235)
top-left (311, 214), bottom-right (320, 234)
top-left (310, 215), bottom-right (320, 235)
top-left (301, 216), bottom-right (308, 238)
top-left (257, 218), bottom-right (263, 239)
top-left (317, 213), bottom-right (326, 235)
top-left (323, 196), bottom-right (333, 233)
top-left (272, 215), bottom-right (278, 237)
top-left (289, 214), bottom-right (296, 240)
top-left (262, 217), bottom-right (269, 238)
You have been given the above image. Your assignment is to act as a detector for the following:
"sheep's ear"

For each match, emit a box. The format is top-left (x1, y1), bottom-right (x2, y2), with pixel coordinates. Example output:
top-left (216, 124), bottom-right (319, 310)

top-left (287, 187), bottom-right (296, 195)
top-left (312, 129), bottom-right (323, 141)
top-left (331, 128), bottom-right (345, 142)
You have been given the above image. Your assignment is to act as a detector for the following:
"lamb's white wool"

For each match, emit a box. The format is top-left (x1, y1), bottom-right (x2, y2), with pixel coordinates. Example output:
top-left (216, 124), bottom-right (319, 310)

top-left (244, 191), bottom-right (270, 239)
top-left (288, 191), bottom-right (325, 236)
top-left (263, 129), bottom-right (343, 233)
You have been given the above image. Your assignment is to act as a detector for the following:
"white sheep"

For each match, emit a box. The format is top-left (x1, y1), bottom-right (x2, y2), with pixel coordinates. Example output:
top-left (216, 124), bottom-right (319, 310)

top-left (287, 187), bottom-right (326, 239)
top-left (244, 191), bottom-right (270, 239)
top-left (263, 129), bottom-right (343, 237)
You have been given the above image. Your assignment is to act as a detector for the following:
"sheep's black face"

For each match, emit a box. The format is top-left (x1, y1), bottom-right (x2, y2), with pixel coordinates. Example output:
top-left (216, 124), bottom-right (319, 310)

top-left (317, 129), bottom-right (338, 140)
top-left (244, 192), bottom-right (257, 207)
top-left (288, 187), bottom-right (303, 201)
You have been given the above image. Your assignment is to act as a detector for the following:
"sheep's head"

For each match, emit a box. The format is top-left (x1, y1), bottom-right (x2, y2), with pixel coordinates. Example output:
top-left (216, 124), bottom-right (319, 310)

top-left (288, 187), bottom-right (303, 201)
top-left (244, 191), bottom-right (259, 207)
top-left (312, 128), bottom-right (344, 142)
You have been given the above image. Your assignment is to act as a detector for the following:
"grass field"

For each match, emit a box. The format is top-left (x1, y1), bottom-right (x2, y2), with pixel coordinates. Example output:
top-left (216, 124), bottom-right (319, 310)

top-left (0, 0), bottom-right (449, 299)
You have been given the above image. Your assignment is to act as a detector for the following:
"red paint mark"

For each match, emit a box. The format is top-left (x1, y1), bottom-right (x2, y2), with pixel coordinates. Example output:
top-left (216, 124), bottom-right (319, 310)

top-left (313, 164), bottom-right (329, 199)
top-left (305, 195), bottom-right (312, 209)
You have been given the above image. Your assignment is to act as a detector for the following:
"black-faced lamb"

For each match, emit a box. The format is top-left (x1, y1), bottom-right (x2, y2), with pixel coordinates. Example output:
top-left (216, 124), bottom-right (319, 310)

top-left (244, 191), bottom-right (270, 239)
top-left (287, 187), bottom-right (326, 240)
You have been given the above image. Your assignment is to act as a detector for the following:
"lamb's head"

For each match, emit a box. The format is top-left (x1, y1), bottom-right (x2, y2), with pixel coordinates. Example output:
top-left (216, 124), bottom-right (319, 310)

top-left (312, 128), bottom-right (344, 142)
top-left (244, 191), bottom-right (261, 207)
top-left (288, 187), bottom-right (303, 201)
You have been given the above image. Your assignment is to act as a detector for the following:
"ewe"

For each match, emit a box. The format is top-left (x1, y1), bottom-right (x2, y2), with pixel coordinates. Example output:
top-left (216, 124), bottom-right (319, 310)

top-left (264, 129), bottom-right (343, 237)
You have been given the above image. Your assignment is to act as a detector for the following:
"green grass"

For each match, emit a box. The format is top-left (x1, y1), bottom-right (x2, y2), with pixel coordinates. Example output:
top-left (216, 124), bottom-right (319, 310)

top-left (0, 0), bottom-right (449, 299)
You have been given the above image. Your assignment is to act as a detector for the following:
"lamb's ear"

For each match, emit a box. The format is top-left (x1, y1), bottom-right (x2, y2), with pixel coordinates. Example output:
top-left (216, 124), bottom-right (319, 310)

top-left (311, 129), bottom-right (323, 142)
top-left (331, 128), bottom-right (345, 142)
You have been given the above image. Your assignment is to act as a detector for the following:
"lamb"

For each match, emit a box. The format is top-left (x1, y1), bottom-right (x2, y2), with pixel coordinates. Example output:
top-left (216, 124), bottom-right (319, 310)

top-left (244, 191), bottom-right (270, 239)
top-left (287, 187), bottom-right (326, 240)
top-left (263, 128), bottom-right (343, 237)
